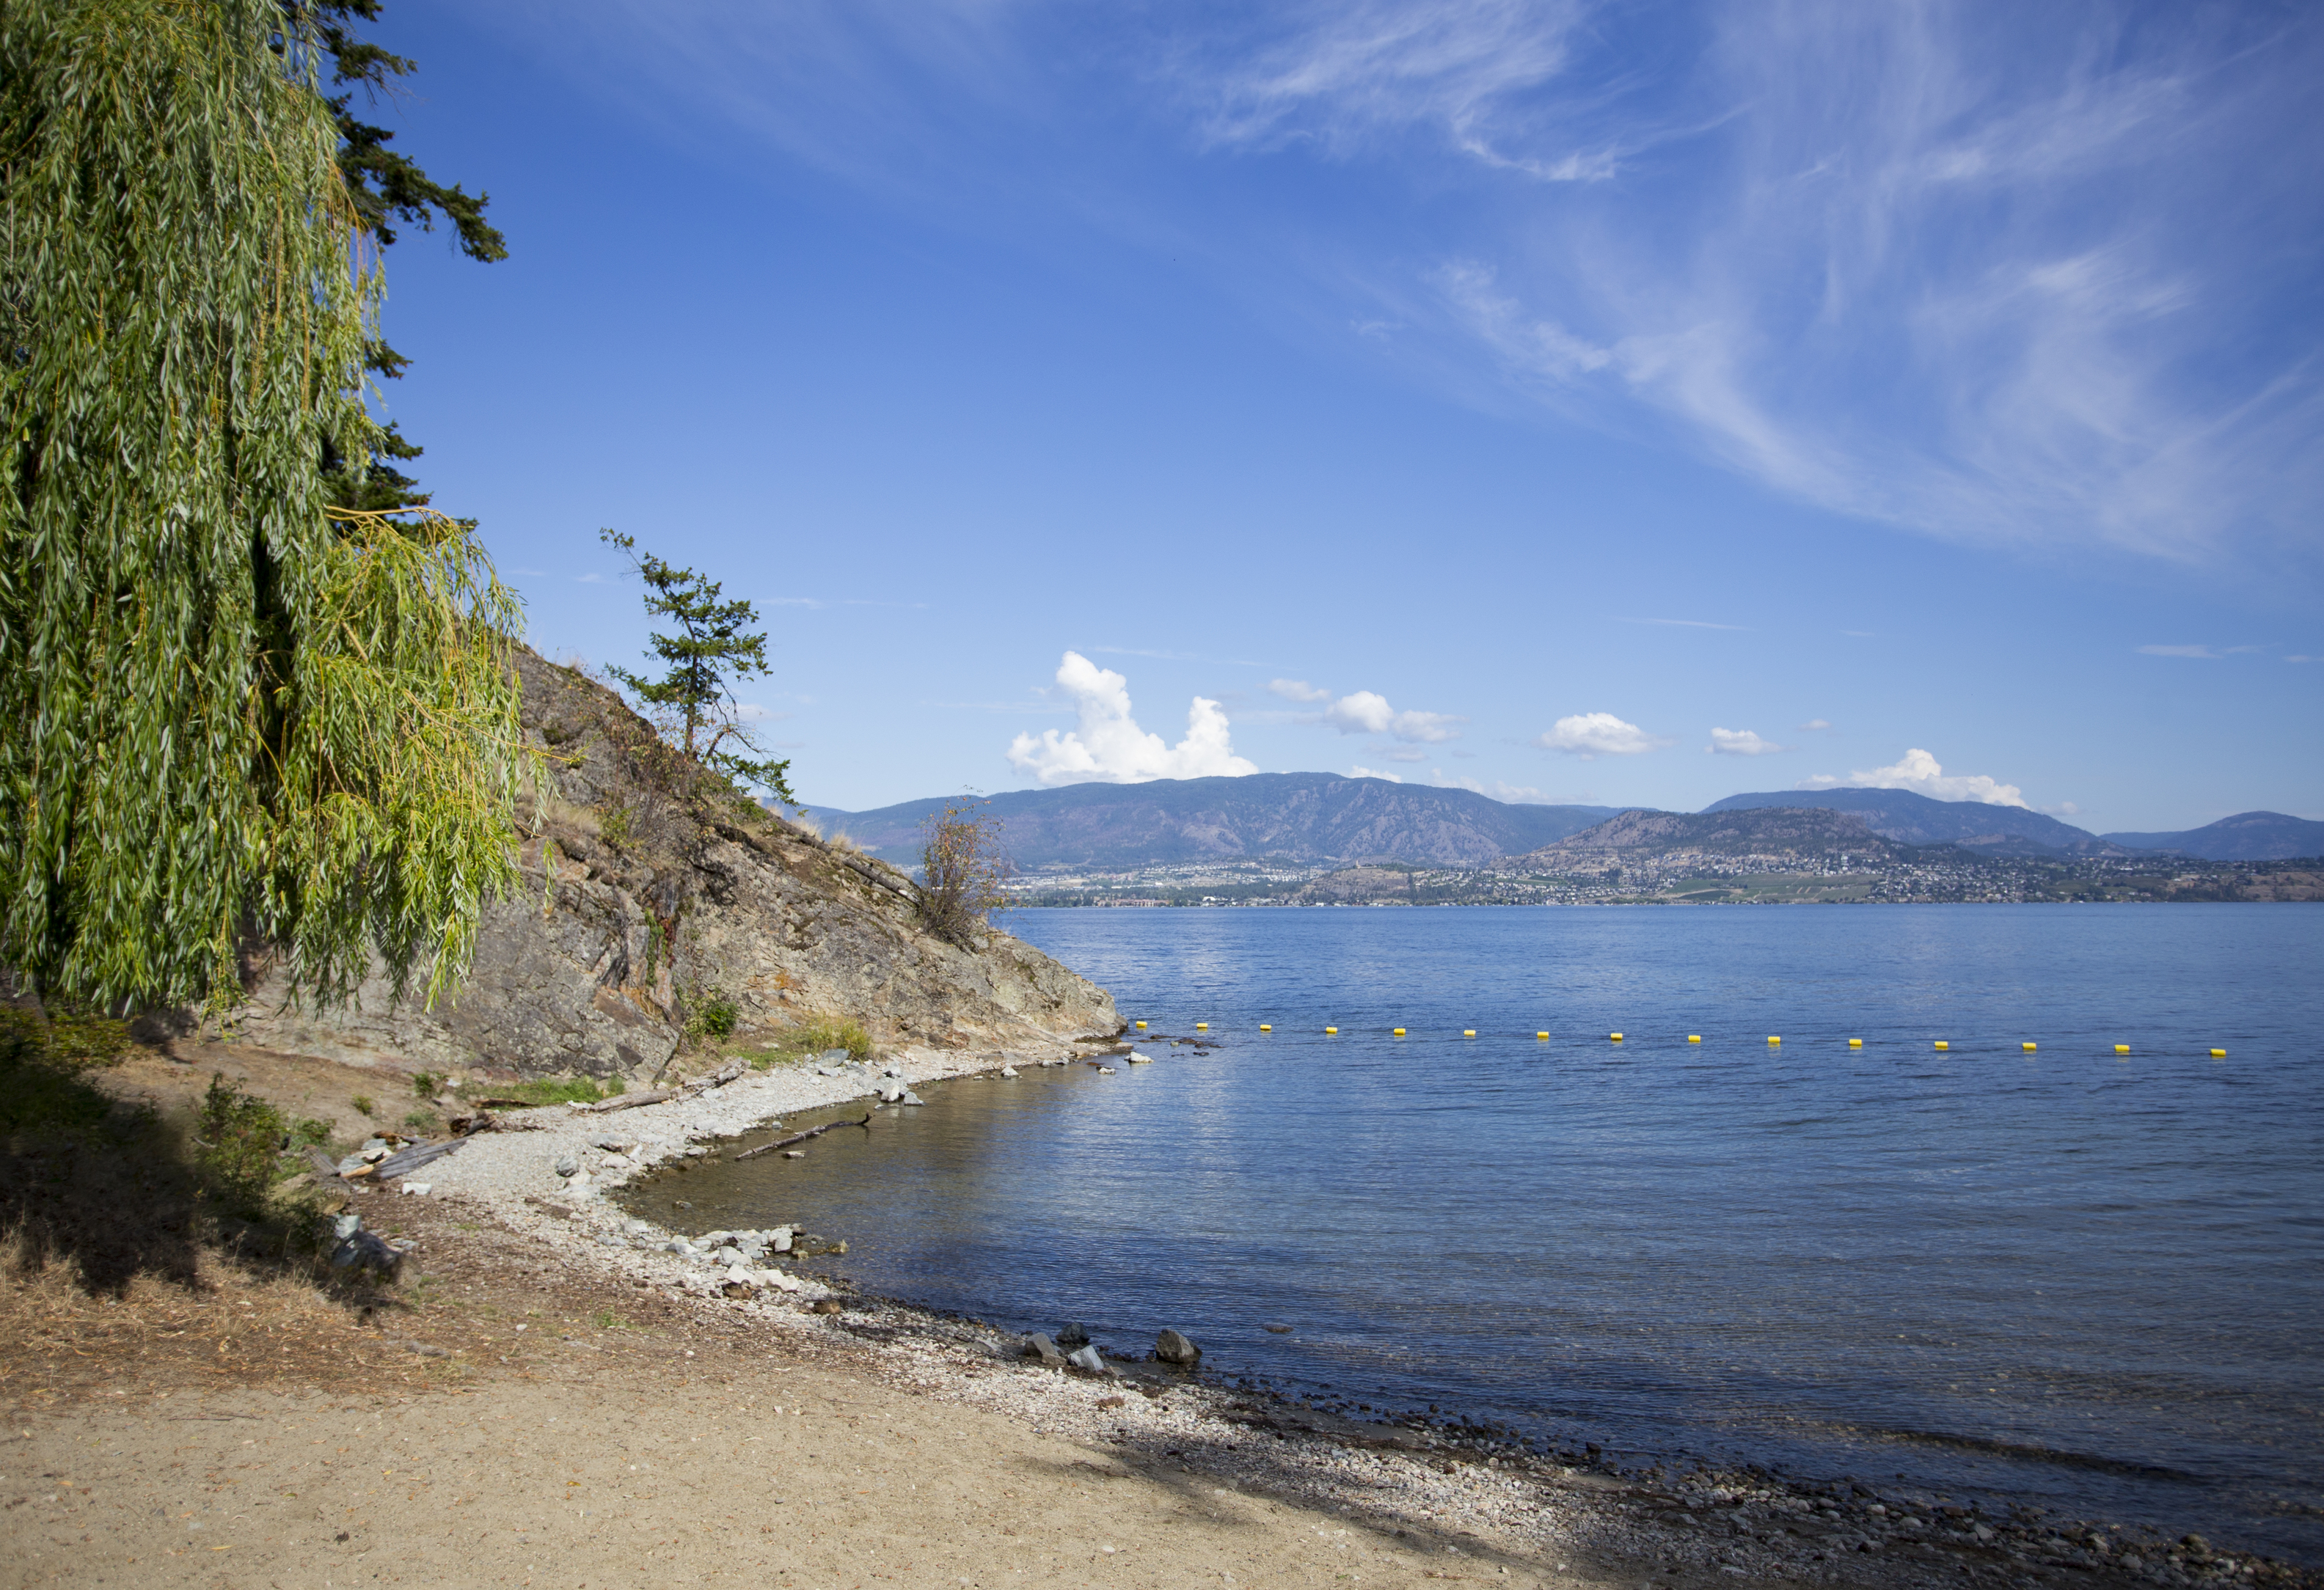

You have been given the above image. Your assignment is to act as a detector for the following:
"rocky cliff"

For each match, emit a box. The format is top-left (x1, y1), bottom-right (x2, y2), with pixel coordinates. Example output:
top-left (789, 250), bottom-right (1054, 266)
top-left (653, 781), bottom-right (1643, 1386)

top-left (220, 653), bottom-right (1120, 1078)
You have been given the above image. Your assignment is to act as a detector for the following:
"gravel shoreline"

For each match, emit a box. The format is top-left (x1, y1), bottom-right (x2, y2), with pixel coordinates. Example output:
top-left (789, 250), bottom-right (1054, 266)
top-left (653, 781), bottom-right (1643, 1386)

top-left (375, 1045), bottom-right (2317, 1590)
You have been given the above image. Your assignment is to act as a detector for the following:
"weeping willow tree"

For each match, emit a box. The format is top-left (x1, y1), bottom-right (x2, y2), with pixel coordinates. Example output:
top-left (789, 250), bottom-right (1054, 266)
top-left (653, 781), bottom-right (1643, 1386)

top-left (0, 0), bottom-right (525, 1015)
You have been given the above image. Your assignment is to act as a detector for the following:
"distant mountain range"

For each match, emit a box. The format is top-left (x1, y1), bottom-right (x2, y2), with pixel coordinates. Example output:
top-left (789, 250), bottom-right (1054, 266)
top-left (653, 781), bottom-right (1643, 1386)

top-left (2098, 811), bottom-right (2324, 861)
top-left (1702, 788), bottom-right (2134, 857)
top-left (1509, 805), bottom-right (1906, 865)
top-left (807, 774), bottom-right (1620, 869)
top-left (805, 775), bottom-right (2319, 870)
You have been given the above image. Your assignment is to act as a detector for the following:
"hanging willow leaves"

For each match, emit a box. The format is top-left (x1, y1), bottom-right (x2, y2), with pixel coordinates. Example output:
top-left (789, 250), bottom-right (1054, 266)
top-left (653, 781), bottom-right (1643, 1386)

top-left (0, 0), bottom-right (524, 1014)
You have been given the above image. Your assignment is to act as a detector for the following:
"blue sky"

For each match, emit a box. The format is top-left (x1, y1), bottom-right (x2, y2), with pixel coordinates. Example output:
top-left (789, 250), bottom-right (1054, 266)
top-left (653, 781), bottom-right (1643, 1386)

top-left (365, 0), bottom-right (2319, 832)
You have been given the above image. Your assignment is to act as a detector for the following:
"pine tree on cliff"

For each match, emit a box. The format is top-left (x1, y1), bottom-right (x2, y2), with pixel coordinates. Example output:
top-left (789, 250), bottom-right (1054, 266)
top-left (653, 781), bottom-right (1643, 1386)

top-left (599, 531), bottom-right (801, 808)
top-left (0, 0), bottom-right (523, 1014)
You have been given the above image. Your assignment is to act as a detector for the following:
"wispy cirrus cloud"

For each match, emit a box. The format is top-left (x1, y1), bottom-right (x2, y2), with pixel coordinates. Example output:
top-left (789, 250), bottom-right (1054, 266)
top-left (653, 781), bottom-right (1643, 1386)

top-left (1707, 727), bottom-right (1790, 756)
top-left (1407, 5), bottom-right (2324, 565)
top-left (505, 1), bottom-right (2324, 572)
top-left (1614, 615), bottom-right (1750, 632)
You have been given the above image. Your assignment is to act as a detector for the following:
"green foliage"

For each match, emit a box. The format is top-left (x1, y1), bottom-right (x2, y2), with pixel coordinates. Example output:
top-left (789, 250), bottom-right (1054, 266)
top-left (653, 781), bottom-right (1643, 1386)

top-left (599, 530), bottom-right (797, 805)
top-left (298, 1), bottom-right (507, 512)
top-left (766, 1019), bottom-right (872, 1065)
top-left (918, 798), bottom-right (1015, 946)
top-left (0, 1007), bottom-right (132, 1134)
top-left (597, 805), bottom-right (635, 849)
top-left (0, 0), bottom-right (525, 1014)
top-left (349, 1094), bottom-right (376, 1117)
top-left (485, 1075), bottom-right (626, 1107)
top-left (400, 1109), bottom-right (434, 1130)
top-left (195, 1073), bottom-right (289, 1215)
top-left (687, 988), bottom-right (741, 1040)
top-left (288, 1117), bottom-right (335, 1149)
top-left (410, 1070), bottom-right (439, 1097)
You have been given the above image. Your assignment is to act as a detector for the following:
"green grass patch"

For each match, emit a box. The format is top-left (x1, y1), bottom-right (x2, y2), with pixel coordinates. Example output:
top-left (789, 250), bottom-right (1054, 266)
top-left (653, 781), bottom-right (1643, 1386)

top-left (0, 1007), bottom-right (131, 1135)
top-left (478, 1075), bottom-right (628, 1107)
top-left (756, 1018), bottom-right (874, 1066)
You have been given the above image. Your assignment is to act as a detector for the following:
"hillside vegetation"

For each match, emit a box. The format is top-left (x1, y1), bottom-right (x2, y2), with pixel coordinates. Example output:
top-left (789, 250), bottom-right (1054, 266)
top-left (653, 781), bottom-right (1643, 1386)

top-left (208, 652), bottom-right (1120, 1080)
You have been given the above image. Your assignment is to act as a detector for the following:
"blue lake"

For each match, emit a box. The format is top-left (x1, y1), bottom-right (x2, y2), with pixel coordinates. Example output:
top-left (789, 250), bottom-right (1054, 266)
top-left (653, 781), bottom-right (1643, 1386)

top-left (632, 905), bottom-right (2324, 1560)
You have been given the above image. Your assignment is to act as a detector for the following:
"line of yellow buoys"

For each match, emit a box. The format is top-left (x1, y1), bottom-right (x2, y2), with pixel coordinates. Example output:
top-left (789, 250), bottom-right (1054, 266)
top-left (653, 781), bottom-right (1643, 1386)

top-left (1135, 1022), bottom-right (2230, 1057)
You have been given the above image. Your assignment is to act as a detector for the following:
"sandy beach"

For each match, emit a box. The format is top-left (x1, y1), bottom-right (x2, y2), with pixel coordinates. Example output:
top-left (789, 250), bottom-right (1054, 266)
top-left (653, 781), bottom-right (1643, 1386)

top-left (4, 1039), bottom-right (2308, 1590)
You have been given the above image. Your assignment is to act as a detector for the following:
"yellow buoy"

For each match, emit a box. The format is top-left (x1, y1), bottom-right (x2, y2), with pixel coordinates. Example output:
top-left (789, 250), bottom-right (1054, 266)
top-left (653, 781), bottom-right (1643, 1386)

top-left (1324, 1027), bottom-right (1337, 1035)
top-left (1537, 1031), bottom-right (1549, 1040)
top-left (1687, 1034), bottom-right (1702, 1044)
top-left (1260, 1024), bottom-right (1271, 1032)
top-left (1463, 1029), bottom-right (1477, 1038)
top-left (1849, 1038), bottom-right (1863, 1048)
top-left (2022, 1042), bottom-right (2037, 1052)
top-left (2114, 1044), bottom-right (2130, 1055)
top-left (1934, 1041), bottom-right (1949, 1051)
top-left (2210, 1047), bottom-right (2226, 1058)
top-left (1134, 1021), bottom-right (1147, 1029)
top-left (1609, 1032), bottom-right (1624, 1041)
top-left (1392, 1027), bottom-right (1406, 1036)
top-left (1196, 1022), bottom-right (1208, 1030)
top-left (1767, 1036), bottom-right (1781, 1045)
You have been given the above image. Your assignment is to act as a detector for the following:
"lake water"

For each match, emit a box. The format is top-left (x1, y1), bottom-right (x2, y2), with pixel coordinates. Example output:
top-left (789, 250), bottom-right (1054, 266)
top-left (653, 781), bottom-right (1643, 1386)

top-left (624, 905), bottom-right (2324, 1561)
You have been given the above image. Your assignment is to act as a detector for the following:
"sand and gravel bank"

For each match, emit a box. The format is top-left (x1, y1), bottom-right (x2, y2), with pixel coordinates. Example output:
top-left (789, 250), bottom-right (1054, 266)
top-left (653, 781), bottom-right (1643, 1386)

top-left (5, 1043), bottom-right (2312, 1589)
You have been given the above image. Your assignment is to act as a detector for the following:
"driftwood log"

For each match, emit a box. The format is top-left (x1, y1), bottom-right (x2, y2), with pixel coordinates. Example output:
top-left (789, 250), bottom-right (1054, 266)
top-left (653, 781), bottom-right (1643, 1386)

top-left (571, 1088), bottom-right (679, 1114)
top-left (735, 1112), bottom-right (874, 1161)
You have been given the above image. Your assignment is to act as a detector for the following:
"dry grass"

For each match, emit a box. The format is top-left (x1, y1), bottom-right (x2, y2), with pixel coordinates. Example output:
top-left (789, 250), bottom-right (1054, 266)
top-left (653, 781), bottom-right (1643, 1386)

top-left (0, 1228), bottom-right (385, 1403)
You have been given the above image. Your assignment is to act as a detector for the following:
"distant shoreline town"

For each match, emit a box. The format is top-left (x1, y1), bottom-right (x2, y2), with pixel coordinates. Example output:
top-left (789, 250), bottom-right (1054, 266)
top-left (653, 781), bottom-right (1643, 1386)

top-left (796, 772), bottom-right (2322, 905)
top-left (999, 852), bottom-right (2321, 908)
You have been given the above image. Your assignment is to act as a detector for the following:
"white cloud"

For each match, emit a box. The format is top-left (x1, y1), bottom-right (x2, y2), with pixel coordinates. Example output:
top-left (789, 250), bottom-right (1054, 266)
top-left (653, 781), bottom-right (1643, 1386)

top-left (1320, 689), bottom-right (1466, 742)
top-left (1432, 770), bottom-right (1551, 802)
top-left (1006, 652), bottom-right (1257, 785)
top-left (1707, 727), bottom-right (1791, 756)
top-left (1195, 0), bottom-right (1600, 177)
top-left (1406, 10), bottom-right (2324, 565)
top-left (1348, 765), bottom-right (1404, 783)
top-left (2138, 644), bottom-right (2218, 659)
top-left (2287, 654), bottom-right (2317, 664)
top-left (1798, 718), bottom-right (1832, 730)
top-left (1613, 615), bottom-right (1750, 631)
top-left (1268, 678), bottom-right (1332, 702)
top-left (1799, 748), bottom-right (2028, 808)
top-left (1384, 746), bottom-right (1428, 762)
top-left (1535, 712), bottom-right (1671, 758)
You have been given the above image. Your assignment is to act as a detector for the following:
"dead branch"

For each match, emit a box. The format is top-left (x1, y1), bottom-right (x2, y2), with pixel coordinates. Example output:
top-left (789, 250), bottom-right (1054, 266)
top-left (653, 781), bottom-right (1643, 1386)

top-left (735, 1112), bottom-right (874, 1160)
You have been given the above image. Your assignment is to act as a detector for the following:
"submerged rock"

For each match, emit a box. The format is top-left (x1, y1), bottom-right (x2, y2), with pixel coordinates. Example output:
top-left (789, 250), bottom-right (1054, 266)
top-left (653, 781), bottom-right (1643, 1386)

top-left (1056, 1322), bottom-right (1090, 1349)
top-left (1153, 1328), bottom-right (1202, 1366)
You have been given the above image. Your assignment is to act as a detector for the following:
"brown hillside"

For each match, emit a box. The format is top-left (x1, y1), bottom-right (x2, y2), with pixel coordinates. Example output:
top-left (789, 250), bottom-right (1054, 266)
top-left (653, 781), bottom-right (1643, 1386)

top-left (208, 651), bottom-right (1118, 1078)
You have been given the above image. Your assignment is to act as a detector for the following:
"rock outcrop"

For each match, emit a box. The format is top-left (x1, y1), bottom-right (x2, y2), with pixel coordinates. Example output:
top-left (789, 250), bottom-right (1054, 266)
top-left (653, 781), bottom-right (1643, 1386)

top-left (221, 652), bottom-right (1119, 1078)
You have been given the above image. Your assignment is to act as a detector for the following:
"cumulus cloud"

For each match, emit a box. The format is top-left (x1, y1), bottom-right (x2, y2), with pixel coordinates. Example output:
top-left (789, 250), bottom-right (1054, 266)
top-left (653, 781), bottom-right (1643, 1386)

top-left (1535, 712), bottom-right (1670, 758)
top-left (1006, 652), bottom-right (1257, 785)
top-left (1707, 727), bottom-right (1790, 756)
top-left (1348, 765), bottom-right (1405, 783)
top-left (1799, 748), bottom-right (2028, 807)
top-left (1268, 678), bottom-right (1332, 702)
top-left (1319, 689), bottom-right (1466, 742)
